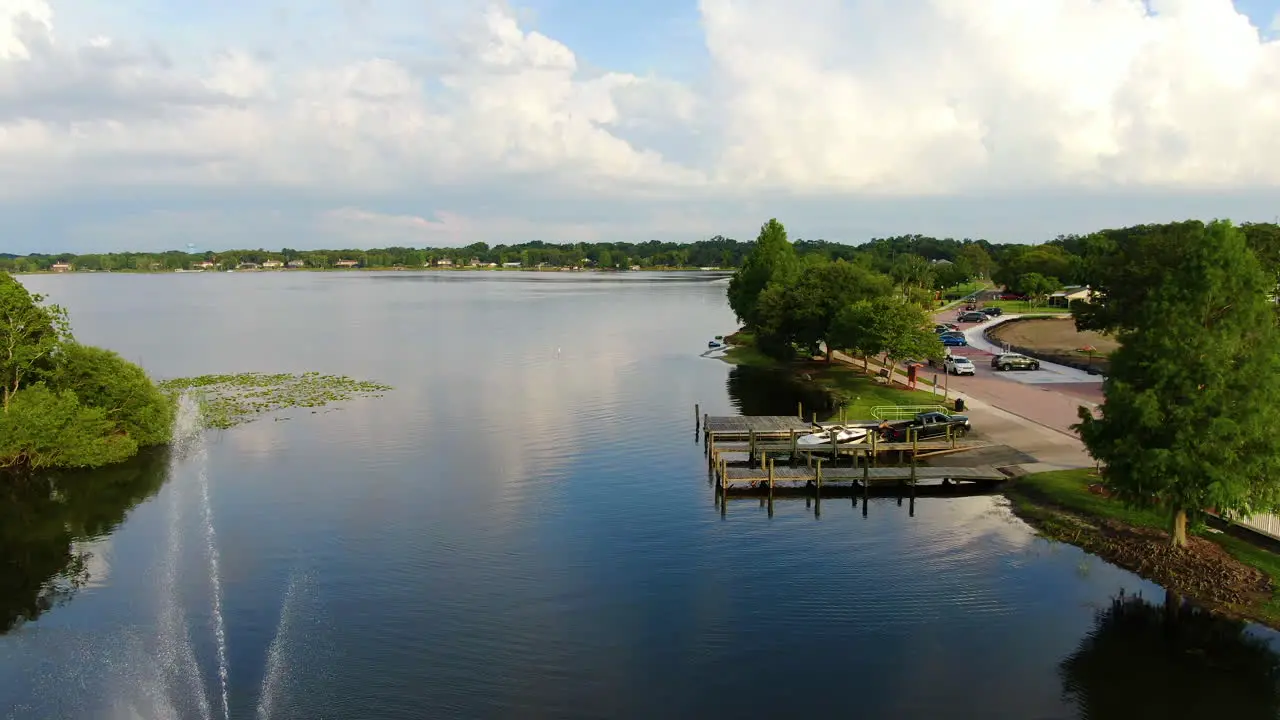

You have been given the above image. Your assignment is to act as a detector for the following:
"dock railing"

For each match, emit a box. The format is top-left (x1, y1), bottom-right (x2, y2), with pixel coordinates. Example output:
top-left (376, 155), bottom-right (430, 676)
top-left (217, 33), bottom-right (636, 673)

top-left (869, 405), bottom-right (953, 421)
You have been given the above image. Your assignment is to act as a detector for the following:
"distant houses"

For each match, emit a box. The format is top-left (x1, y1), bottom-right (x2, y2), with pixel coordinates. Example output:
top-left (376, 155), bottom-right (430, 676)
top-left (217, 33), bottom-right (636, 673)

top-left (193, 260), bottom-right (216, 269)
top-left (237, 262), bottom-right (260, 270)
top-left (334, 259), bottom-right (359, 268)
top-left (435, 258), bottom-right (453, 267)
top-left (287, 259), bottom-right (306, 269)
top-left (1048, 285), bottom-right (1092, 308)
top-left (261, 260), bottom-right (283, 269)
top-left (50, 262), bottom-right (73, 273)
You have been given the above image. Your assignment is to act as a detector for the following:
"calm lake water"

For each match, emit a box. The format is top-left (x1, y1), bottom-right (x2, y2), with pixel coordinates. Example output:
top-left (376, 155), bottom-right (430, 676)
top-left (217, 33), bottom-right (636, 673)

top-left (3, 271), bottom-right (1280, 719)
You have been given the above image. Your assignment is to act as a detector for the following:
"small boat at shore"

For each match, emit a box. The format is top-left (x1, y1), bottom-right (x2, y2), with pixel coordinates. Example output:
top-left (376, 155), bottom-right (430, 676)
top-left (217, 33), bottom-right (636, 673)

top-left (796, 425), bottom-right (868, 446)
top-left (708, 340), bottom-right (722, 348)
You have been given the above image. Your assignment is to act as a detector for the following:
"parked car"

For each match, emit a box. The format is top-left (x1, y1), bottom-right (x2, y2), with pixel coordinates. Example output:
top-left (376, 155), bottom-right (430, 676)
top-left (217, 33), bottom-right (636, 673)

top-left (944, 355), bottom-right (976, 376)
top-left (956, 311), bottom-right (987, 323)
top-left (941, 334), bottom-right (968, 347)
top-left (981, 307), bottom-right (1003, 317)
top-left (878, 411), bottom-right (971, 442)
top-left (991, 353), bottom-right (1040, 371)
top-left (999, 293), bottom-right (1028, 301)
top-left (934, 323), bottom-right (959, 333)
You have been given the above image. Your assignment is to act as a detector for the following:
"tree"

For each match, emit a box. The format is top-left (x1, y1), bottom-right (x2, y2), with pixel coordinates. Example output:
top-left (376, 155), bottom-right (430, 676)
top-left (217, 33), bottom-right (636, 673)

top-left (933, 262), bottom-right (971, 291)
top-left (0, 385), bottom-right (137, 470)
top-left (1072, 220), bottom-right (1280, 547)
top-left (727, 219), bottom-right (798, 328)
top-left (52, 343), bottom-right (175, 447)
top-left (993, 244), bottom-right (1081, 292)
top-left (754, 258), bottom-right (894, 361)
top-left (889, 254), bottom-right (933, 294)
top-left (956, 243), bottom-right (994, 279)
top-left (1018, 272), bottom-right (1061, 307)
top-left (0, 274), bottom-right (69, 412)
top-left (830, 296), bottom-right (942, 381)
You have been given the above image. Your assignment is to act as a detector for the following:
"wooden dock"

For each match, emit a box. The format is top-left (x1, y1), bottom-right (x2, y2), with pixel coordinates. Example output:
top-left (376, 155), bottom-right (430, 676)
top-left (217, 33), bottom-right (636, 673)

top-left (694, 405), bottom-right (1009, 499)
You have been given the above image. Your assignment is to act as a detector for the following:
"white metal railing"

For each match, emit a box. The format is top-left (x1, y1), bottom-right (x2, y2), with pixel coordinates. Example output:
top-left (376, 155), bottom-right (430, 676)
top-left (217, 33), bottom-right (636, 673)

top-left (869, 405), bottom-right (952, 421)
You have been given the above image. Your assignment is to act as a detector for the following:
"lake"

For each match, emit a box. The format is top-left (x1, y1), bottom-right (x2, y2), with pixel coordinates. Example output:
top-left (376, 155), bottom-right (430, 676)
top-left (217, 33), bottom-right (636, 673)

top-left (3, 271), bottom-right (1280, 719)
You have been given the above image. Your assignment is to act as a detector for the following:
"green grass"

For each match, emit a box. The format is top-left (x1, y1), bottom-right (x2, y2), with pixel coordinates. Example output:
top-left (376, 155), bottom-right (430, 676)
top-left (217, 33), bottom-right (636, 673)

top-left (808, 364), bottom-right (948, 420)
top-left (1009, 468), bottom-right (1280, 625)
top-left (1008, 469), bottom-right (1168, 530)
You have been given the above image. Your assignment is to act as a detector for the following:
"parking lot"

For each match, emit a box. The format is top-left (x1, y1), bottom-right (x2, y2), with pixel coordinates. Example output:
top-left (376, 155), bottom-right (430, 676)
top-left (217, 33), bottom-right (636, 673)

top-left (927, 309), bottom-right (1105, 436)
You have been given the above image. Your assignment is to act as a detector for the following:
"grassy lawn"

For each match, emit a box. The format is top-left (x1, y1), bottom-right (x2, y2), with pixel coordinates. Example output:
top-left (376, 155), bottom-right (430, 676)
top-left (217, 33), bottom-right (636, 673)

top-left (1009, 468), bottom-right (1280, 624)
top-left (807, 363), bottom-right (949, 420)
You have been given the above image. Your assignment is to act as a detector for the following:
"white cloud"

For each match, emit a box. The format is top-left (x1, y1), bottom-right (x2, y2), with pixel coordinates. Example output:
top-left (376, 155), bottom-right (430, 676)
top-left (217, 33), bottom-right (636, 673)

top-left (2, 0), bottom-right (1280, 251)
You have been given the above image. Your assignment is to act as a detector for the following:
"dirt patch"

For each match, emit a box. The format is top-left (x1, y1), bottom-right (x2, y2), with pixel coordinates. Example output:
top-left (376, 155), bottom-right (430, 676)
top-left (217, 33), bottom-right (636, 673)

top-left (1009, 488), bottom-right (1274, 620)
top-left (989, 317), bottom-right (1116, 374)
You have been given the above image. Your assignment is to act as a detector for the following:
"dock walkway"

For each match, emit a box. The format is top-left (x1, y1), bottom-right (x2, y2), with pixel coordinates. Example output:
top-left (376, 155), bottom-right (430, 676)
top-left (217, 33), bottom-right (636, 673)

top-left (695, 408), bottom-right (1011, 498)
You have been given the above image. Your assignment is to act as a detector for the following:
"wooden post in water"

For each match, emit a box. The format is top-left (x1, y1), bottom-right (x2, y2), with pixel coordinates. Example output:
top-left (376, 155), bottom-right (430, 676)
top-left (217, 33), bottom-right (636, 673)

top-left (695, 404), bottom-right (700, 432)
top-left (798, 401), bottom-right (803, 419)
top-left (911, 429), bottom-right (918, 486)
top-left (816, 458), bottom-right (823, 495)
top-left (768, 457), bottom-right (775, 487)
top-left (748, 429), bottom-right (756, 464)
top-left (812, 411), bottom-right (818, 425)
top-left (760, 451), bottom-right (767, 471)
top-left (790, 430), bottom-right (798, 467)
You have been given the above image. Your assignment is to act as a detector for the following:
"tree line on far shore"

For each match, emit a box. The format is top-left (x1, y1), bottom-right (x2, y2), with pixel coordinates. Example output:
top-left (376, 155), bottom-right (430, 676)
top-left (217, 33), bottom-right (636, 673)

top-left (726, 217), bottom-right (1280, 551)
top-left (0, 273), bottom-right (173, 472)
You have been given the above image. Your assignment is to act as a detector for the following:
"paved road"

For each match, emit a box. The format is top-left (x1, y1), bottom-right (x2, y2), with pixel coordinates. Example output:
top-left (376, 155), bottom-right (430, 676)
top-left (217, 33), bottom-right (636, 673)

top-left (927, 308), bottom-right (1105, 459)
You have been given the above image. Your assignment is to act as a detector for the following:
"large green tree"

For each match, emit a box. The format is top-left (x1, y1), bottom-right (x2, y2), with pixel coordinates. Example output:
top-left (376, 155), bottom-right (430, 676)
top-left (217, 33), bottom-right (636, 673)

top-left (0, 274), bottom-right (69, 411)
top-left (754, 257), bottom-right (894, 361)
top-left (52, 343), bottom-right (175, 447)
top-left (1073, 220), bottom-right (1280, 547)
top-left (831, 296), bottom-right (942, 381)
top-left (727, 219), bottom-right (798, 328)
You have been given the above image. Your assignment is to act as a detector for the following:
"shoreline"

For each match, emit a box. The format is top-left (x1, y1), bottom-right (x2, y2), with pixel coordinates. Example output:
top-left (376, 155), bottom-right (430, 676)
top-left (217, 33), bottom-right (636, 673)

top-left (9, 267), bottom-right (733, 276)
top-left (721, 329), bottom-right (1280, 631)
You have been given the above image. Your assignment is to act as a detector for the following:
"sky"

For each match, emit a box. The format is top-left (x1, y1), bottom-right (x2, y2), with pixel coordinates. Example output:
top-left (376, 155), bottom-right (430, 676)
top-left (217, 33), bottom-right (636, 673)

top-left (4, 0), bottom-right (1280, 254)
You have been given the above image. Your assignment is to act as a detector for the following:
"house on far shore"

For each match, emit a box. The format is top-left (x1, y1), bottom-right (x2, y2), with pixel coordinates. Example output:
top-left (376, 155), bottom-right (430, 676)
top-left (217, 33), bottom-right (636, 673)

top-left (436, 258), bottom-right (454, 267)
top-left (503, 261), bottom-right (521, 268)
top-left (237, 262), bottom-right (261, 270)
top-left (50, 262), bottom-right (73, 272)
top-left (334, 259), bottom-right (359, 268)
top-left (1048, 285), bottom-right (1092, 307)
top-left (193, 260), bottom-right (216, 270)
top-left (261, 260), bottom-right (283, 269)
top-left (286, 259), bottom-right (306, 269)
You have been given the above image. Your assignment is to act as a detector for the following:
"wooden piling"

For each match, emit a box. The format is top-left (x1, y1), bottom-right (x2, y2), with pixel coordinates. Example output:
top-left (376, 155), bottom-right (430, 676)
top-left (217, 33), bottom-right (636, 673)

top-left (768, 457), bottom-right (775, 487)
top-left (790, 430), bottom-right (798, 467)
top-left (797, 401), bottom-right (803, 419)
top-left (816, 458), bottom-right (823, 493)
top-left (695, 403), bottom-right (700, 430)
top-left (749, 429), bottom-right (756, 463)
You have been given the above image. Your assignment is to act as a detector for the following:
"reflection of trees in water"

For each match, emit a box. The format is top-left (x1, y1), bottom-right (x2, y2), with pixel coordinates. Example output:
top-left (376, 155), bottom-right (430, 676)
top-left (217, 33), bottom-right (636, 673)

top-left (1061, 589), bottom-right (1280, 719)
top-left (0, 448), bottom-right (170, 634)
top-left (726, 365), bottom-right (834, 418)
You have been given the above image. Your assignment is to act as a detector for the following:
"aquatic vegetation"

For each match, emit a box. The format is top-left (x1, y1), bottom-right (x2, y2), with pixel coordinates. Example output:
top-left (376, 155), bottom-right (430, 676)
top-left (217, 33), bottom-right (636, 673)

top-left (157, 372), bottom-right (392, 429)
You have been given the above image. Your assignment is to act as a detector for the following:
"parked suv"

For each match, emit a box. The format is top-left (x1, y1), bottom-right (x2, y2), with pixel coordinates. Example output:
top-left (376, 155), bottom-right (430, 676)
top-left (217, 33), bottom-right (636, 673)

top-left (981, 306), bottom-right (1003, 317)
top-left (957, 311), bottom-right (987, 323)
top-left (991, 353), bottom-right (1040, 371)
top-left (944, 355), bottom-right (976, 376)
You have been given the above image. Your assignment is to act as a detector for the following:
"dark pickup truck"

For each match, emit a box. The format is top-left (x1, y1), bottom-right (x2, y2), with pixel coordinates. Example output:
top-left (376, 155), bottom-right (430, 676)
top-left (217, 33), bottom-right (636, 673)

top-left (878, 411), bottom-right (971, 442)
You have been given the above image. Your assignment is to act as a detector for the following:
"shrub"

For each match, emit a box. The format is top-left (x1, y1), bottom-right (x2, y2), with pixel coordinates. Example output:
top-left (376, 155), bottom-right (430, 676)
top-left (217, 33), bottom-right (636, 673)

top-left (51, 343), bottom-right (175, 447)
top-left (0, 385), bottom-right (138, 469)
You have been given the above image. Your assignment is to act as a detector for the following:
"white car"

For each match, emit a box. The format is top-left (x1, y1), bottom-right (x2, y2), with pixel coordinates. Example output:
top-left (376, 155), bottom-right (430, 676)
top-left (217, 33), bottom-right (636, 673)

top-left (944, 356), bottom-right (976, 376)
